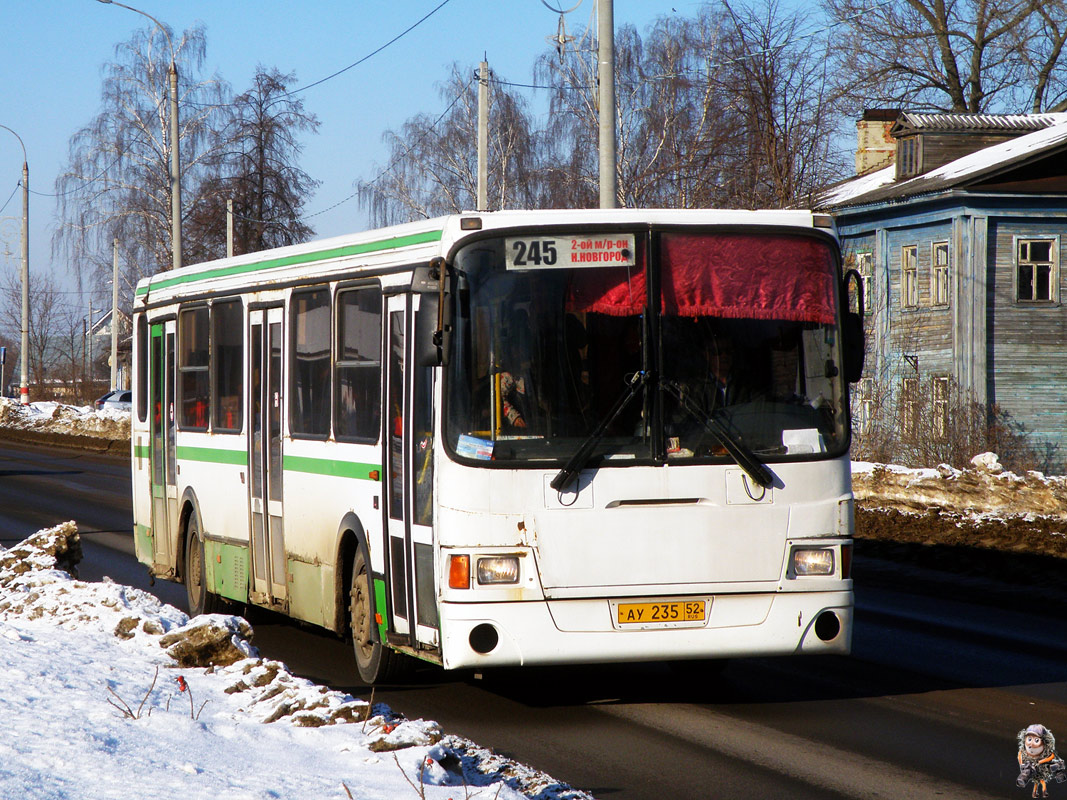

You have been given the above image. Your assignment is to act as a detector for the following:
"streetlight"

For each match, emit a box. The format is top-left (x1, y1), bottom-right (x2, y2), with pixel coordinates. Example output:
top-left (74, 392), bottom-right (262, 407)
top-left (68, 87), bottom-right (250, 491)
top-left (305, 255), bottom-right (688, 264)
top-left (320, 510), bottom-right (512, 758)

top-left (0, 125), bottom-right (30, 405)
top-left (96, 0), bottom-right (182, 271)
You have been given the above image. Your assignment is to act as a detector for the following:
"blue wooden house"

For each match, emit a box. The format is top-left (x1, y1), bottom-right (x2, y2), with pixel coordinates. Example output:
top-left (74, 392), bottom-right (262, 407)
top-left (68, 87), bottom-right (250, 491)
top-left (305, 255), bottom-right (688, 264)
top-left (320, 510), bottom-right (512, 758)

top-left (817, 111), bottom-right (1067, 466)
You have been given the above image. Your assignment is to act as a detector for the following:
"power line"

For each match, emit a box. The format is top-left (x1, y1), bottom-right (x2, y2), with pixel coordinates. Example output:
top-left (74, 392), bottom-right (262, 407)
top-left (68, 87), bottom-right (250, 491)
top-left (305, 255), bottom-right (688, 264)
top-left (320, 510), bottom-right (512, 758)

top-left (289, 0), bottom-right (458, 97)
top-left (0, 182), bottom-right (19, 216)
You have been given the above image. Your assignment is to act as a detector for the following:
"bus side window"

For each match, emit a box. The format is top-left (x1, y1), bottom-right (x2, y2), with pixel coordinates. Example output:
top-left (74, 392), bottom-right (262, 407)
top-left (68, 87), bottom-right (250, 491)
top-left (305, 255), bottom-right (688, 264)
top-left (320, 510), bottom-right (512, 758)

top-left (291, 287), bottom-right (331, 438)
top-left (211, 300), bottom-right (243, 433)
top-left (178, 306), bottom-right (209, 430)
top-left (335, 287), bottom-right (382, 443)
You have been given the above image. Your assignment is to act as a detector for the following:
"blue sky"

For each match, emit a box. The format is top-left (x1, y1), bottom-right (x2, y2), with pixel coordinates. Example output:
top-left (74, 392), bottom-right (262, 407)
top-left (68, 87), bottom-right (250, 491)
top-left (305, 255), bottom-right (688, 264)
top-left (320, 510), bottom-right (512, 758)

top-left (0, 0), bottom-right (704, 306)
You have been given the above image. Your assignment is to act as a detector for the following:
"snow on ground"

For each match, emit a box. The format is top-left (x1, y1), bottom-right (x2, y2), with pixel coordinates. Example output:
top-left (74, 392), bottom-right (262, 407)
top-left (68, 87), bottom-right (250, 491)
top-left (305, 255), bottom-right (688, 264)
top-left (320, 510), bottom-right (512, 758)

top-left (852, 451), bottom-right (1067, 521)
top-left (0, 523), bottom-right (589, 800)
top-left (0, 398), bottom-right (130, 441)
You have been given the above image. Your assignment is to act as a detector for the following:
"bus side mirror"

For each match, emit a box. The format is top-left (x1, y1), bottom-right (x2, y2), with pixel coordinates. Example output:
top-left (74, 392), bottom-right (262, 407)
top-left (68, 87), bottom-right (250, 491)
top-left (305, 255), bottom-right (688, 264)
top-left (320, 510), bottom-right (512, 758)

top-left (842, 269), bottom-right (865, 383)
top-left (414, 258), bottom-right (453, 367)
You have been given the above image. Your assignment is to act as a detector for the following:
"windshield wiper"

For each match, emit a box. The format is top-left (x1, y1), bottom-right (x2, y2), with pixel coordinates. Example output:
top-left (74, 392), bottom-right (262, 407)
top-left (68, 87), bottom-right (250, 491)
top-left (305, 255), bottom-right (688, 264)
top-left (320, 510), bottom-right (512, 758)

top-left (550, 370), bottom-right (651, 493)
top-left (663, 380), bottom-right (774, 489)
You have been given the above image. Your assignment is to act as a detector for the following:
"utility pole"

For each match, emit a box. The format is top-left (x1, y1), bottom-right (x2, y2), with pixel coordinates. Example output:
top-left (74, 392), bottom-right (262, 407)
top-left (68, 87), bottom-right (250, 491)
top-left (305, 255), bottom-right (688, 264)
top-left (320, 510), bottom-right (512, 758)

top-left (88, 299), bottom-right (94, 395)
top-left (597, 0), bottom-right (617, 209)
top-left (111, 238), bottom-right (120, 390)
top-left (226, 198), bottom-right (234, 257)
top-left (477, 61), bottom-right (489, 212)
top-left (168, 61), bottom-right (183, 270)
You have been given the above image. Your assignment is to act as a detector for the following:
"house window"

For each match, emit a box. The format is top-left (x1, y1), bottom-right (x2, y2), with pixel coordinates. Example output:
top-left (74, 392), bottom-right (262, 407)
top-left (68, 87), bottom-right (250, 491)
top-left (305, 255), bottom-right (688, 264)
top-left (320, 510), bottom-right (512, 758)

top-left (856, 251), bottom-right (873, 313)
top-left (932, 376), bottom-right (950, 439)
top-left (901, 377), bottom-right (919, 437)
top-left (1017, 238), bottom-right (1057, 303)
top-left (897, 137), bottom-right (921, 178)
top-left (932, 242), bottom-right (950, 307)
top-left (901, 245), bottom-right (919, 309)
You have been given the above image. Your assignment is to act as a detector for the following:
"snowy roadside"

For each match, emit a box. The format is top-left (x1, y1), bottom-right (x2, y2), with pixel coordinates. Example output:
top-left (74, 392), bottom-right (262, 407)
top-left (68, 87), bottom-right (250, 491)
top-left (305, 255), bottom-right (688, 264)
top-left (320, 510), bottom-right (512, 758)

top-left (0, 398), bottom-right (129, 452)
top-left (0, 522), bottom-right (590, 800)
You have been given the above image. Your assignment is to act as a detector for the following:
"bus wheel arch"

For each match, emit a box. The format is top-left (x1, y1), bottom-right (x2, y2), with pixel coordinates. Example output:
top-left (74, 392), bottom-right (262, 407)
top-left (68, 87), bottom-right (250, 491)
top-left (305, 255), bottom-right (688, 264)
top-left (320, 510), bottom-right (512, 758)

top-left (179, 490), bottom-right (222, 617)
top-left (338, 514), bottom-right (404, 684)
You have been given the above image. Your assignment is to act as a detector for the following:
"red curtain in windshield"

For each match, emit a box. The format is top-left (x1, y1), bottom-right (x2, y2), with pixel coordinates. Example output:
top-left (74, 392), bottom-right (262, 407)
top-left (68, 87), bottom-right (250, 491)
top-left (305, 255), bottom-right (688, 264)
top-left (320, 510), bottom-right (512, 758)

top-left (565, 245), bottom-right (647, 316)
top-left (660, 232), bottom-right (837, 323)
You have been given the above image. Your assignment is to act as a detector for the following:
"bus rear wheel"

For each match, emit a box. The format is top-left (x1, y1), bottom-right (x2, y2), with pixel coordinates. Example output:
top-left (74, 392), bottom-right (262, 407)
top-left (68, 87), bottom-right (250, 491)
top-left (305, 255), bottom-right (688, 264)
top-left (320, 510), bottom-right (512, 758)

top-left (185, 515), bottom-right (222, 617)
top-left (350, 549), bottom-right (404, 685)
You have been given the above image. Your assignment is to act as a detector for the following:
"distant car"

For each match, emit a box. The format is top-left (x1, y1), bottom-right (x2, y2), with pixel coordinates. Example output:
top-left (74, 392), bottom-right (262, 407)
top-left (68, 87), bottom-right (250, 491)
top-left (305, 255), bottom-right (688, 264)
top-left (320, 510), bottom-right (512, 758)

top-left (95, 389), bottom-right (132, 412)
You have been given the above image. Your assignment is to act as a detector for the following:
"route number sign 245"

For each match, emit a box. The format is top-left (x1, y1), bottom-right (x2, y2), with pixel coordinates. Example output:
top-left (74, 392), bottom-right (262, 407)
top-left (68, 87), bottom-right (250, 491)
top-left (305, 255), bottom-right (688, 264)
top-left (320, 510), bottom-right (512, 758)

top-left (505, 234), bottom-right (636, 270)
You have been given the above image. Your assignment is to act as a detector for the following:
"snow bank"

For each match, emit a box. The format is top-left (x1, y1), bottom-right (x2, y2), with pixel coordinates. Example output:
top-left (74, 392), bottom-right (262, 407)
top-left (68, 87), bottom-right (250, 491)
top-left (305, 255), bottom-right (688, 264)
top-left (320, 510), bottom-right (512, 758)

top-left (0, 398), bottom-right (129, 451)
top-left (0, 522), bottom-right (590, 800)
top-left (852, 452), bottom-right (1067, 520)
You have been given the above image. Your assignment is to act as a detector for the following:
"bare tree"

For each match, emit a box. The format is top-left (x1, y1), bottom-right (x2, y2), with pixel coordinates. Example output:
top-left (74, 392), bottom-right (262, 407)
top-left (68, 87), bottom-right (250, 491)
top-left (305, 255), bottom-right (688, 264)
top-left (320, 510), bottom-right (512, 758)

top-left (186, 67), bottom-right (320, 261)
top-left (358, 65), bottom-right (540, 226)
top-left (54, 24), bottom-right (231, 292)
top-left (1, 269), bottom-right (65, 396)
top-left (718, 0), bottom-right (851, 207)
top-left (822, 0), bottom-right (1067, 113)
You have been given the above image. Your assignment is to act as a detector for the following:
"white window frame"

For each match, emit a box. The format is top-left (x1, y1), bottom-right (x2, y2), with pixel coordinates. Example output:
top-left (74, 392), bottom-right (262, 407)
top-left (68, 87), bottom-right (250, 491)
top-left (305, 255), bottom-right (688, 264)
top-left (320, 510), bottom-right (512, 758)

top-left (856, 251), bottom-right (873, 314)
top-left (856, 377), bottom-right (874, 435)
top-left (901, 245), bottom-right (919, 309)
top-left (901, 376), bottom-right (919, 438)
top-left (1015, 236), bottom-right (1059, 305)
top-left (931, 241), bottom-right (950, 308)
top-left (932, 376), bottom-right (950, 440)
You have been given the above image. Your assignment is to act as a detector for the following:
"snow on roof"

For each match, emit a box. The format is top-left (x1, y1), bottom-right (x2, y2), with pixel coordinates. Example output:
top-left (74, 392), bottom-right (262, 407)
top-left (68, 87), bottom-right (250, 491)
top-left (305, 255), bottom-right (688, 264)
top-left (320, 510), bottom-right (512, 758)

top-left (818, 164), bottom-right (896, 207)
top-left (820, 115), bottom-right (1067, 210)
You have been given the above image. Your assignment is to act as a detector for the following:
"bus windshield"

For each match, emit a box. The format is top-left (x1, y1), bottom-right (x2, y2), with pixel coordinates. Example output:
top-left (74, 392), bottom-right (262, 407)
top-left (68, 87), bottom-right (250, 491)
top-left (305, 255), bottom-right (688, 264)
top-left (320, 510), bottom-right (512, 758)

top-left (445, 229), bottom-right (848, 467)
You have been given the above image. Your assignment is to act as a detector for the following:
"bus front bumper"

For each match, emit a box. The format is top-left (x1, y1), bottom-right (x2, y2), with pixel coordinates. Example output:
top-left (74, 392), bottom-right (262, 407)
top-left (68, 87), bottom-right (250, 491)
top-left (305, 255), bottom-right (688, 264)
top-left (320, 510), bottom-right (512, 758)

top-left (438, 590), bottom-right (852, 670)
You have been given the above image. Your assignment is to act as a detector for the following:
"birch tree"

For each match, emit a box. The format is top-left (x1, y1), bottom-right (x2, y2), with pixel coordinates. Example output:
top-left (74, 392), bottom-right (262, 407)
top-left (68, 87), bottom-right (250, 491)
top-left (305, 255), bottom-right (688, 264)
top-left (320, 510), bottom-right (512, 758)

top-left (54, 24), bottom-right (230, 291)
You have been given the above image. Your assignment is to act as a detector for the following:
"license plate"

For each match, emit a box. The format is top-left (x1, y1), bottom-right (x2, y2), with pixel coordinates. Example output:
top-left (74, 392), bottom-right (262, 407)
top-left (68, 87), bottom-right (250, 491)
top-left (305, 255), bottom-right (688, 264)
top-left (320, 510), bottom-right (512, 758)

top-left (616, 599), bottom-right (707, 627)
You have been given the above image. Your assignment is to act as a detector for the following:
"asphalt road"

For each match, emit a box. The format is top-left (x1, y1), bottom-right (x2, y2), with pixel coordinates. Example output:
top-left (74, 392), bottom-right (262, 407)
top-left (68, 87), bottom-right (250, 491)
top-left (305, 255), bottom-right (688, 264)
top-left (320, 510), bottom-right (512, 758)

top-left (2, 438), bottom-right (1065, 799)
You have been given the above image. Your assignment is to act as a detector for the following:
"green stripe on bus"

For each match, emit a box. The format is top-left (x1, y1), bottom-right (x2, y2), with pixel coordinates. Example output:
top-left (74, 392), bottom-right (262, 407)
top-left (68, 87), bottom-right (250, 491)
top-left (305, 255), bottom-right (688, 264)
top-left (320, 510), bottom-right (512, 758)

top-left (283, 455), bottom-right (380, 481)
top-left (175, 446), bottom-right (248, 466)
top-left (136, 229), bottom-right (444, 296)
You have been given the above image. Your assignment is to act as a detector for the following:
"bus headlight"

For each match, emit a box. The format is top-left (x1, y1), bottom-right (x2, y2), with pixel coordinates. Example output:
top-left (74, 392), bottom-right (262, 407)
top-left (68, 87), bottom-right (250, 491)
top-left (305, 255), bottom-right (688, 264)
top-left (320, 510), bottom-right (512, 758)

top-left (477, 556), bottom-right (520, 585)
top-left (792, 548), bottom-right (835, 576)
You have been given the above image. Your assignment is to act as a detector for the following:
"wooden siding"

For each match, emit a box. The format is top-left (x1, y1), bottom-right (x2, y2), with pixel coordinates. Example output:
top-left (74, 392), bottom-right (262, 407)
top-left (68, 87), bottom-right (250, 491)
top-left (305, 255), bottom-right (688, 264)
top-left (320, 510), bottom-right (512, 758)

top-left (917, 132), bottom-right (1026, 175)
top-left (988, 219), bottom-right (1067, 448)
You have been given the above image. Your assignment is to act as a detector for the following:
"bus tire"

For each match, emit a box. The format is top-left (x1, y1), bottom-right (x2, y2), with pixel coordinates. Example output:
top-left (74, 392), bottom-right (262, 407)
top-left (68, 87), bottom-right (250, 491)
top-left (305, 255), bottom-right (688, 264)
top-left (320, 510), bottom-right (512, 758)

top-left (185, 515), bottom-right (222, 617)
top-left (350, 549), bottom-right (404, 684)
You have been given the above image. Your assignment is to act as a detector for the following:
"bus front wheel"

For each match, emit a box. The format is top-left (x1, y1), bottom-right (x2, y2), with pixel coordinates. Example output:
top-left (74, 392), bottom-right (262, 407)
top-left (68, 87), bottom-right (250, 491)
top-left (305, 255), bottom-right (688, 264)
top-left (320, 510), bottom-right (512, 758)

top-left (350, 549), bottom-right (404, 685)
top-left (185, 515), bottom-right (222, 617)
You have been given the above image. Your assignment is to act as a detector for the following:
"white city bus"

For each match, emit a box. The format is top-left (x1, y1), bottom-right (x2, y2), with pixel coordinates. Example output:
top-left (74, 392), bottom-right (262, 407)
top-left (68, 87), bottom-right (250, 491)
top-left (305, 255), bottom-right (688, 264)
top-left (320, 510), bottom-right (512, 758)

top-left (130, 209), bottom-right (864, 683)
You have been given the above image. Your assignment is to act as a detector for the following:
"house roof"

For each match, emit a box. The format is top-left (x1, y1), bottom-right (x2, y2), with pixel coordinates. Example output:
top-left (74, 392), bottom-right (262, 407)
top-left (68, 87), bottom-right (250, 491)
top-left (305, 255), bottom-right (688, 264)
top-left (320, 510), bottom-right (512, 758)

top-left (818, 114), bottom-right (1067, 210)
top-left (891, 112), bottom-right (1065, 135)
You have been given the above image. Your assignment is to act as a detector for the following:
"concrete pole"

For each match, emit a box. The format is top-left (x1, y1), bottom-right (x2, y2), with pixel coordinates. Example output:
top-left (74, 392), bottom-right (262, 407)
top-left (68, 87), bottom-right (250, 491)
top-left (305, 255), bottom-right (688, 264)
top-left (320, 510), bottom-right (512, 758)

top-left (597, 0), bottom-right (617, 209)
top-left (111, 237), bottom-right (119, 390)
top-left (0, 123), bottom-right (31, 405)
top-left (168, 63), bottom-right (182, 270)
top-left (19, 160), bottom-right (28, 403)
top-left (89, 299), bottom-right (94, 394)
top-left (477, 61), bottom-right (489, 212)
top-left (226, 198), bottom-right (234, 258)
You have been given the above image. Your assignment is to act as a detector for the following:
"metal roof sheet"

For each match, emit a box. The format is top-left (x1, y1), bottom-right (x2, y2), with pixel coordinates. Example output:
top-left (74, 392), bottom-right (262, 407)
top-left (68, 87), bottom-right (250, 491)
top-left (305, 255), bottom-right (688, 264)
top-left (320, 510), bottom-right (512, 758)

top-left (895, 112), bottom-right (1065, 133)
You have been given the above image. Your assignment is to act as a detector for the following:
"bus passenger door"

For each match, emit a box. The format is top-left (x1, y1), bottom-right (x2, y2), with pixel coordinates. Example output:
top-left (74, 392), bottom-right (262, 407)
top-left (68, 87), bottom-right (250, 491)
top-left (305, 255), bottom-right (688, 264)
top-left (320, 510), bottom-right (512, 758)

top-left (248, 307), bottom-right (287, 606)
top-left (383, 295), bottom-right (439, 650)
top-left (148, 320), bottom-right (177, 572)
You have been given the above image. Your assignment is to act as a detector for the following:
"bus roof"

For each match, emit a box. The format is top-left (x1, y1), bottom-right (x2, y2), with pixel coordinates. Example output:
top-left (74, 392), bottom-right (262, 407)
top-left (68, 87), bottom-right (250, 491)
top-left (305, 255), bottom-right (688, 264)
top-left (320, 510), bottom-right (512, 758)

top-left (133, 208), bottom-right (832, 306)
